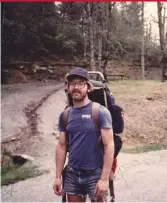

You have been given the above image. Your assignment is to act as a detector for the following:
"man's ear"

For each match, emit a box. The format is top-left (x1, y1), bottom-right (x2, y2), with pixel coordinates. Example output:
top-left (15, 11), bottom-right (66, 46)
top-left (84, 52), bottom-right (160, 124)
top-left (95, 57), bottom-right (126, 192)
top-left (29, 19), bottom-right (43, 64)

top-left (64, 82), bottom-right (68, 92)
top-left (64, 81), bottom-right (71, 93)
top-left (67, 86), bottom-right (71, 93)
top-left (87, 81), bottom-right (94, 92)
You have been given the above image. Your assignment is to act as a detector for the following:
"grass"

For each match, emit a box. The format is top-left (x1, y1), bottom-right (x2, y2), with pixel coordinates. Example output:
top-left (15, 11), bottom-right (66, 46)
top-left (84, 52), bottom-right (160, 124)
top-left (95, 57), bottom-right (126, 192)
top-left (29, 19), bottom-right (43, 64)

top-left (107, 80), bottom-right (167, 149)
top-left (108, 80), bottom-right (163, 93)
top-left (122, 144), bottom-right (167, 154)
top-left (1, 162), bottom-right (44, 186)
top-left (107, 80), bottom-right (164, 98)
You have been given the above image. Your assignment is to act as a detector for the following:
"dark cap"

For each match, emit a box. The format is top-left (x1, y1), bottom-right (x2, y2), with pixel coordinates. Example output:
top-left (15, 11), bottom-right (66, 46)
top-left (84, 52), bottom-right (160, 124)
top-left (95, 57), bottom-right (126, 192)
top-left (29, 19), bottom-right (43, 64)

top-left (66, 67), bottom-right (90, 81)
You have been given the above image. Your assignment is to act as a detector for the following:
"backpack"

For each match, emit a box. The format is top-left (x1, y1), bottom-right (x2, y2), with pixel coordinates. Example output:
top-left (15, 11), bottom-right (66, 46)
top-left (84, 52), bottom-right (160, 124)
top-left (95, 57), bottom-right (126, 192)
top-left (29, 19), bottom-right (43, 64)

top-left (62, 101), bottom-right (123, 155)
top-left (63, 79), bottom-right (124, 153)
top-left (88, 80), bottom-right (124, 134)
top-left (104, 84), bottom-right (124, 134)
top-left (64, 81), bottom-right (124, 135)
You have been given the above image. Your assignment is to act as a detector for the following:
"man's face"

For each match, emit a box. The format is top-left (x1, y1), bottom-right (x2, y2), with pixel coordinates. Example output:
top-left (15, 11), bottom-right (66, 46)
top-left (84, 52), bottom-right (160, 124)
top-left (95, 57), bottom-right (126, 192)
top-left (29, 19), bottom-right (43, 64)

top-left (68, 78), bottom-right (89, 101)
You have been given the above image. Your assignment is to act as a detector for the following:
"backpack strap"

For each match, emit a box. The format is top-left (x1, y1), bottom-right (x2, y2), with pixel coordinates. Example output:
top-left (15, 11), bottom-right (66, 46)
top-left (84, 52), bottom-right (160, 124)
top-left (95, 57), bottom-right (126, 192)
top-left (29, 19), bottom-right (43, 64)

top-left (63, 103), bottom-right (100, 130)
top-left (62, 106), bottom-right (71, 130)
top-left (92, 102), bottom-right (101, 147)
top-left (92, 102), bottom-right (100, 128)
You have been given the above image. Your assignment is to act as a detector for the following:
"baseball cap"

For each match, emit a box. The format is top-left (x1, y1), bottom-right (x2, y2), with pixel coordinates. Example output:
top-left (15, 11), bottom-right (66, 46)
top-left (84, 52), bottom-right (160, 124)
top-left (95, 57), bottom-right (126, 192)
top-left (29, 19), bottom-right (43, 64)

top-left (66, 67), bottom-right (90, 81)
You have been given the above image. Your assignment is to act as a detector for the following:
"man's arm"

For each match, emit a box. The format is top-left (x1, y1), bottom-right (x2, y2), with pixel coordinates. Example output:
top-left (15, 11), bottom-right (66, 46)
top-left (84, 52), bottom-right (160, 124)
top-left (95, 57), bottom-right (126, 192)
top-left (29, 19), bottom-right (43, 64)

top-left (56, 132), bottom-right (67, 179)
top-left (100, 128), bottom-right (114, 181)
top-left (94, 106), bottom-right (114, 197)
top-left (94, 128), bottom-right (114, 197)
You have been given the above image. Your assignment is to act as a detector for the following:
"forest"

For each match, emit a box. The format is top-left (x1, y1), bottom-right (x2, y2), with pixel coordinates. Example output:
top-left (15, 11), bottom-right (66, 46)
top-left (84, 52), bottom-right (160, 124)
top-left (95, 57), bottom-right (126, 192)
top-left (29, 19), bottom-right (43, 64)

top-left (1, 2), bottom-right (167, 82)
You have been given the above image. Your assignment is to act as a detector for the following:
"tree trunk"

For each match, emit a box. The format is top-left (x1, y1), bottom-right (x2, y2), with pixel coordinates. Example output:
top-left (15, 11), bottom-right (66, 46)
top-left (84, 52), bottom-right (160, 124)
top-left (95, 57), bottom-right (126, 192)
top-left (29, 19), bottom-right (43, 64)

top-left (157, 2), bottom-right (167, 81)
top-left (101, 3), bottom-right (112, 82)
top-left (157, 2), bottom-right (165, 51)
top-left (141, 2), bottom-right (145, 80)
top-left (102, 52), bottom-right (109, 82)
top-left (83, 32), bottom-right (87, 60)
top-left (97, 4), bottom-right (103, 72)
top-left (87, 3), bottom-right (96, 71)
top-left (97, 31), bottom-right (102, 71)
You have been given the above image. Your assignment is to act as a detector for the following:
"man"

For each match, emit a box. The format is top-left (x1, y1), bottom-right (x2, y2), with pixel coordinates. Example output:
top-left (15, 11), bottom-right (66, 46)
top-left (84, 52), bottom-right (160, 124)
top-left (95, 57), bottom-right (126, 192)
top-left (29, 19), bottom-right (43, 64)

top-left (53, 67), bottom-right (114, 202)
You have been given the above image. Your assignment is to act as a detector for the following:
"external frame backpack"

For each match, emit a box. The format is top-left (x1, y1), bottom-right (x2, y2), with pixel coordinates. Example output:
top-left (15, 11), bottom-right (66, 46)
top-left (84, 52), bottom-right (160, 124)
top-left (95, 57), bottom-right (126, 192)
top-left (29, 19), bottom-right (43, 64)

top-left (104, 84), bottom-right (124, 134)
top-left (64, 82), bottom-right (124, 135)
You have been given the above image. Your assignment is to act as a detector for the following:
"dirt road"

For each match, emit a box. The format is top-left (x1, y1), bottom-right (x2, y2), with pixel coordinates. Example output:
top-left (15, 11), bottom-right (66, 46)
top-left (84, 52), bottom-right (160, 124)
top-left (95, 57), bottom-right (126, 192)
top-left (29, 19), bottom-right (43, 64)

top-left (1, 82), bottom-right (167, 202)
top-left (1, 82), bottom-right (63, 141)
top-left (2, 150), bottom-right (167, 202)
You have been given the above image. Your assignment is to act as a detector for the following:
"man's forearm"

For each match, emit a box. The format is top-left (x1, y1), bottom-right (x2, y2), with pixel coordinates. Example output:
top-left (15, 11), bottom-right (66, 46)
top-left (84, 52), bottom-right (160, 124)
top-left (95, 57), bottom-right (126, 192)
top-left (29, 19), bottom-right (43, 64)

top-left (56, 143), bottom-right (66, 179)
top-left (101, 142), bottom-right (114, 181)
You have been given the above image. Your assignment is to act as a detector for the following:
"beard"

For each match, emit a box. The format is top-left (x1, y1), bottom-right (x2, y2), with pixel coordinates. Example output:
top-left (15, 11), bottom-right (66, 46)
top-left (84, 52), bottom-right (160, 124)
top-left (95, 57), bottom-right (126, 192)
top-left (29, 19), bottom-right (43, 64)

top-left (71, 90), bottom-right (87, 101)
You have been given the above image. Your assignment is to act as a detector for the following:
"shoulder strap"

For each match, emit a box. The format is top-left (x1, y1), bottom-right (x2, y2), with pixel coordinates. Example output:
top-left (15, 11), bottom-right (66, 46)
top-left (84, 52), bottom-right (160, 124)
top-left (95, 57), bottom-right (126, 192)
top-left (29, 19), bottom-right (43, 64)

top-left (92, 102), bottom-right (100, 129)
top-left (62, 106), bottom-right (71, 130)
top-left (92, 102), bottom-right (102, 147)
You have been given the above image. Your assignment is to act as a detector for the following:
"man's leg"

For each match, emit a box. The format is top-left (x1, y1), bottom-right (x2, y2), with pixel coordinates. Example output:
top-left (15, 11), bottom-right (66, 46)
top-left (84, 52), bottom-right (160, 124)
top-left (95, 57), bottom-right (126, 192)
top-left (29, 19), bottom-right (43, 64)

top-left (63, 167), bottom-right (86, 202)
top-left (84, 168), bottom-right (107, 202)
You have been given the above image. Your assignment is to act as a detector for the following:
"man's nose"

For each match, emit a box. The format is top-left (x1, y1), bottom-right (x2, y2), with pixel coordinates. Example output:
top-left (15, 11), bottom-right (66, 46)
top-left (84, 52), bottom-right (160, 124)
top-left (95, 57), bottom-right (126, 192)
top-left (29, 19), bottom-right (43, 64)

top-left (73, 83), bottom-right (80, 88)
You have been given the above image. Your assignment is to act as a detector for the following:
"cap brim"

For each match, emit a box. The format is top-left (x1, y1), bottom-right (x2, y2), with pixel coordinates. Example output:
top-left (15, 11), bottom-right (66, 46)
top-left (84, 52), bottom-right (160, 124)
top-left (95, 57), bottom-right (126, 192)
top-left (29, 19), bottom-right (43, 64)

top-left (66, 74), bottom-right (89, 81)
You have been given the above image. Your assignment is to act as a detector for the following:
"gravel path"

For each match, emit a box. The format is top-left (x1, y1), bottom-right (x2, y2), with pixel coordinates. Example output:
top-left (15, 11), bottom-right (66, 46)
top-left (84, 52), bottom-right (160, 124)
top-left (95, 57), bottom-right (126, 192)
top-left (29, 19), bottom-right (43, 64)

top-left (2, 150), bottom-right (167, 202)
top-left (1, 83), bottom-right (167, 202)
top-left (1, 82), bottom-right (62, 141)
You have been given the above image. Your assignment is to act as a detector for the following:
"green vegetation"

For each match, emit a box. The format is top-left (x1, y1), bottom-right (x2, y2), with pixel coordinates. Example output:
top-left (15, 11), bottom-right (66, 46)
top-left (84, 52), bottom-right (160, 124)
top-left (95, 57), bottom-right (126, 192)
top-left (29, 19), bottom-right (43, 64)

top-left (2, 2), bottom-right (161, 64)
top-left (1, 162), bottom-right (44, 186)
top-left (108, 80), bottom-right (162, 95)
top-left (122, 144), bottom-right (167, 154)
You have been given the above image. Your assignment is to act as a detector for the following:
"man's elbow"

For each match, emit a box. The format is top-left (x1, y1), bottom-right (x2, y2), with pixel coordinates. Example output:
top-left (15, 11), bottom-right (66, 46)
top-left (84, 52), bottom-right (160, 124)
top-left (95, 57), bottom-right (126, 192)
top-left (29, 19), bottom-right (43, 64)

top-left (104, 140), bottom-right (114, 152)
top-left (56, 142), bottom-right (66, 153)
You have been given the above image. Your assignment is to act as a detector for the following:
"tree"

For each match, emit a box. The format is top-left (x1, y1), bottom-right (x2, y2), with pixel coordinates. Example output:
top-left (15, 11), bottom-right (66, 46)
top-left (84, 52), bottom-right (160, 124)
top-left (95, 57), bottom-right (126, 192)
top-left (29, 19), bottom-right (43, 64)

top-left (157, 2), bottom-right (167, 81)
top-left (86, 2), bottom-right (96, 71)
top-left (141, 2), bottom-right (145, 80)
top-left (1, 1), bottom-right (162, 78)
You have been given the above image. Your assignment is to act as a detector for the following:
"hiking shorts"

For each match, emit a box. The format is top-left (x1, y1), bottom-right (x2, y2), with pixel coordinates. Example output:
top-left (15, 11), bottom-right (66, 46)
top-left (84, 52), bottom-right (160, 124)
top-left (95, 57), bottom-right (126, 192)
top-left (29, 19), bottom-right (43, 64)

top-left (63, 166), bottom-right (107, 201)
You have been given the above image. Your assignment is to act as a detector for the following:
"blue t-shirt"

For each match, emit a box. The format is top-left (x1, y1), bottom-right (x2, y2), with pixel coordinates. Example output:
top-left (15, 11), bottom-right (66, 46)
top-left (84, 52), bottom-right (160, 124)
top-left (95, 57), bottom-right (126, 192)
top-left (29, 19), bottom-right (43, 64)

top-left (58, 102), bottom-right (112, 170)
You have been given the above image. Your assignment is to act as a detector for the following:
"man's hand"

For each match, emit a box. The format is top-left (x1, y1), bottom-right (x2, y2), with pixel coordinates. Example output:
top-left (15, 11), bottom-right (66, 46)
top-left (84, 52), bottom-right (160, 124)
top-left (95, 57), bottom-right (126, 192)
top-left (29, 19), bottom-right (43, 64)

top-left (94, 179), bottom-right (109, 197)
top-left (53, 178), bottom-right (62, 196)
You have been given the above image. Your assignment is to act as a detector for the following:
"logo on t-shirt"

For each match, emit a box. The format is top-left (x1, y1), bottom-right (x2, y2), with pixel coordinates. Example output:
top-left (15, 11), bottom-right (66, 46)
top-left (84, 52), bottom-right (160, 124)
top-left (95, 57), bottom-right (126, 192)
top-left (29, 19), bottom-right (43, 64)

top-left (82, 114), bottom-right (91, 119)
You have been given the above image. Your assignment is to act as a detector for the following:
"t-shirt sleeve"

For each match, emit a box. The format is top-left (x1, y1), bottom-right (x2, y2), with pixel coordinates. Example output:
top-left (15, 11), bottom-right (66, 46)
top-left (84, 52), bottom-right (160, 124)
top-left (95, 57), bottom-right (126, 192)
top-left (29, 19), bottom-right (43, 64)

top-left (58, 112), bottom-right (66, 132)
top-left (99, 105), bottom-right (113, 129)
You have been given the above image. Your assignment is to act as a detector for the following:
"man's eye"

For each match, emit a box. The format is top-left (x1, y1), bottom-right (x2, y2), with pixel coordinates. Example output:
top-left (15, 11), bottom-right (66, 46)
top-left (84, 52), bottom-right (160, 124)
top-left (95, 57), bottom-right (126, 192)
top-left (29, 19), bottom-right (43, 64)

top-left (70, 83), bottom-right (76, 86)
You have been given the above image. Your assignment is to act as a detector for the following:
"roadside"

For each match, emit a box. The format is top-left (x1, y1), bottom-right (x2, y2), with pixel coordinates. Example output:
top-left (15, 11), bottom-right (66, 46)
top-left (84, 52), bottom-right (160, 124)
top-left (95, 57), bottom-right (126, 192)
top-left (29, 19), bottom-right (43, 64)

top-left (1, 84), bottom-right (66, 202)
top-left (1, 82), bottom-right (63, 156)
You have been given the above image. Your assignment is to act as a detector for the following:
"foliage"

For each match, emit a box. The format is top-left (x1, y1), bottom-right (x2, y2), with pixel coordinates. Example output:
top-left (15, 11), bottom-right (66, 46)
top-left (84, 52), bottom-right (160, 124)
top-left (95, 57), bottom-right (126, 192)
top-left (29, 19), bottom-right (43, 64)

top-left (1, 2), bottom-right (162, 65)
top-left (1, 162), bottom-right (44, 186)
